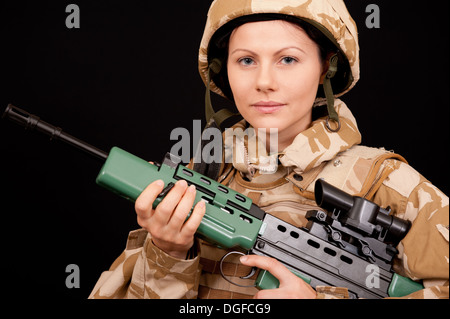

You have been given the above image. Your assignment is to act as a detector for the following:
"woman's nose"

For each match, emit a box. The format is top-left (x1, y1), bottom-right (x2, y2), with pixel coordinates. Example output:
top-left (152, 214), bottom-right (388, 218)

top-left (255, 64), bottom-right (278, 93)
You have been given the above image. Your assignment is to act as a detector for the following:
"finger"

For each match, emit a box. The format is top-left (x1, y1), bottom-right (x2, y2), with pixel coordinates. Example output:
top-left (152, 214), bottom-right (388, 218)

top-left (239, 255), bottom-right (293, 286)
top-left (153, 180), bottom-right (188, 224)
top-left (135, 179), bottom-right (165, 219)
top-left (253, 288), bottom-right (283, 299)
top-left (170, 184), bottom-right (197, 229)
top-left (182, 199), bottom-right (206, 235)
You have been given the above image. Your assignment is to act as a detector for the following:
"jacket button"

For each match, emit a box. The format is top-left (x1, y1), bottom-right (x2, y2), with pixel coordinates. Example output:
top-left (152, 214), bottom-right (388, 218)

top-left (293, 174), bottom-right (303, 181)
top-left (333, 159), bottom-right (342, 167)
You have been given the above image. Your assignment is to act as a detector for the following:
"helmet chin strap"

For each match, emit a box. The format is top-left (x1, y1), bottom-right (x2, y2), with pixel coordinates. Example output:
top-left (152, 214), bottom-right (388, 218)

top-left (323, 53), bottom-right (341, 132)
top-left (195, 58), bottom-right (241, 180)
top-left (205, 58), bottom-right (240, 130)
top-left (205, 58), bottom-right (222, 125)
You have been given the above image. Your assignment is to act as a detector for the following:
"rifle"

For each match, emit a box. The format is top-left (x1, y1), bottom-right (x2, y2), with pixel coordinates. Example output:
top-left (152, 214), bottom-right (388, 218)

top-left (2, 104), bottom-right (424, 298)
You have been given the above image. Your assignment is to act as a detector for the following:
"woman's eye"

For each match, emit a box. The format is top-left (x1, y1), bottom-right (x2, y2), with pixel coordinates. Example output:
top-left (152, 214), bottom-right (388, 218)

top-left (238, 57), bottom-right (255, 66)
top-left (280, 56), bottom-right (297, 65)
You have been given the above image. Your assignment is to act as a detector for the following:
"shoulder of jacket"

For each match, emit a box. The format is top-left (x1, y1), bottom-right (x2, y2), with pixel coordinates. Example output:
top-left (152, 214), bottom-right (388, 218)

top-left (320, 145), bottom-right (408, 196)
top-left (338, 145), bottom-right (400, 159)
top-left (289, 145), bottom-right (408, 199)
top-left (380, 160), bottom-right (429, 199)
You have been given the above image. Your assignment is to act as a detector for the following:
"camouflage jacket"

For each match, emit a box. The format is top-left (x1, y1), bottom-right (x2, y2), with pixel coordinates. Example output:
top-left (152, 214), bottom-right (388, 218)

top-left (89, 101), bottom-right (449, 299)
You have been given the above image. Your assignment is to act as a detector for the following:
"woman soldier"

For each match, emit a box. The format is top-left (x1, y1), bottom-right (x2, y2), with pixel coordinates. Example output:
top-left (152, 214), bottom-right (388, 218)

top-left (90, 0), bottom-right (448, 299)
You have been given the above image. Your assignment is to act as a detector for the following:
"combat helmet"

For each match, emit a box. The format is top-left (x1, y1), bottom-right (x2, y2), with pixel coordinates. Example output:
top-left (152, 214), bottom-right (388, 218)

top-left (198, 0), bottom-right (360, 133)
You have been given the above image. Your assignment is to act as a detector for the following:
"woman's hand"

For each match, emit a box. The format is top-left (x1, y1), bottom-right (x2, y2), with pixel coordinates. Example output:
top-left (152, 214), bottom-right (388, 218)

top-left (134, 179), bottom-right (206, 259)
top-left (240, 255), bottom-right (317, 299)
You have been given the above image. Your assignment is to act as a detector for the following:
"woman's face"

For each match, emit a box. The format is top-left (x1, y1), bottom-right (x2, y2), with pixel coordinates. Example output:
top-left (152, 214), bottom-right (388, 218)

top-left (227, 20), bottom-right (325, 150)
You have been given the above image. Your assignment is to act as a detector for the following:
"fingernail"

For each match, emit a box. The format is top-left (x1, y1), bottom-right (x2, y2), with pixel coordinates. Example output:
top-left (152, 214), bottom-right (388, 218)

top-left (177, 180), bottom-right (188, 188)
top-left (188, 184), bottom-right (196, 193)
top-left (197, 200), bottom-right (205, 208)
top-left (240, 256), bottom-right (248, 263)
top-left (155, 180), bottom-right (164, 187)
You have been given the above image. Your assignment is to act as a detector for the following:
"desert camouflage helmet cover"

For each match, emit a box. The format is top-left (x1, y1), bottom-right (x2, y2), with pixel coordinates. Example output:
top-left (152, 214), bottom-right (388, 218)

top-left (198, 0), bottom-right (360, 100)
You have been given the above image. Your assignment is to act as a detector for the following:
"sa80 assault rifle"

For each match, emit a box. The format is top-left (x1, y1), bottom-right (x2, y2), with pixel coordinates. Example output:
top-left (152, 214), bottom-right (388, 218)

top-left (3, 104), bottom-right (423, 299)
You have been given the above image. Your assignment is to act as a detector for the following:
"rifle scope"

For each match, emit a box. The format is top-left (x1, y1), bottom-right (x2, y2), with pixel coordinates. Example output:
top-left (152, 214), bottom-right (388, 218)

top-left (314, 179), bottom-right (411, 242)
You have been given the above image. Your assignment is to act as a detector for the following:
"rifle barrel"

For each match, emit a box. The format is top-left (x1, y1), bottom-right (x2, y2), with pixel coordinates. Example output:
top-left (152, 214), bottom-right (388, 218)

top-left (3, 104), bottom-right (108, 161)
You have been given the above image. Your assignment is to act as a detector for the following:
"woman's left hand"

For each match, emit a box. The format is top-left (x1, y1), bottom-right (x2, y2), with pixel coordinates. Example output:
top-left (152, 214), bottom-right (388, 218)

top-left (240, 255), bottom-right (317, 299)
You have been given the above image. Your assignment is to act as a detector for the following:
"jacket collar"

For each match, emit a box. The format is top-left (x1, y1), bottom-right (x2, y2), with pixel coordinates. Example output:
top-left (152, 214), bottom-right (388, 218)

top-left (225, 99), bottom-right (361, 176)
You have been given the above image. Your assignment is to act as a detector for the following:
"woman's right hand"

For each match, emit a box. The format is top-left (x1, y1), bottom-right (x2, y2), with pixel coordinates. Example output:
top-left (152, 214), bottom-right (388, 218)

top-left (134, 179), bottom-right (206, 259)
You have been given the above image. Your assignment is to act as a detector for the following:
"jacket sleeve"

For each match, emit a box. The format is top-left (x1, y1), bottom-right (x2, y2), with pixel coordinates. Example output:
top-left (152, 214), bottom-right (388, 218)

top-left (373, 161), bottom-right (449, 299)
top-left (89, 228), bottom-right (202, 299)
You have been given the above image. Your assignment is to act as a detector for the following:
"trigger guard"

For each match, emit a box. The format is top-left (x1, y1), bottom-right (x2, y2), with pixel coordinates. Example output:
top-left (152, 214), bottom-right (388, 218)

top-left (240, 267), bottom-right (257, 279)
top-left (219, 251), bottom-right (257, 288)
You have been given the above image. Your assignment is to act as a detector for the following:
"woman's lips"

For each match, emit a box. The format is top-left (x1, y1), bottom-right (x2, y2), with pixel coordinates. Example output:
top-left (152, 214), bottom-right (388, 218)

top-left (252, 101), bottom-right (286, 114)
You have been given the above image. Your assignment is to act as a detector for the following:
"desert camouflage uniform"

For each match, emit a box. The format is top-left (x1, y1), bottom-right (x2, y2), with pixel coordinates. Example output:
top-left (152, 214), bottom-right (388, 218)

top-left (89, 0), bottom-right (449, 299)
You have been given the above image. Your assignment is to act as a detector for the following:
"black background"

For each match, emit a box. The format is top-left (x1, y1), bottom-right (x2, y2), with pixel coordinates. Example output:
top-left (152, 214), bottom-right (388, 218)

top-left (0, 0), bottom-right (448, 302)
